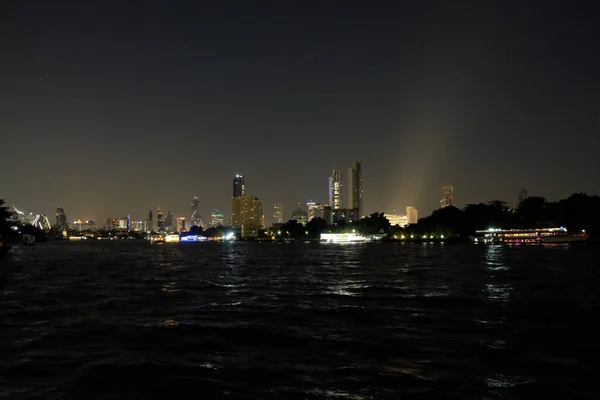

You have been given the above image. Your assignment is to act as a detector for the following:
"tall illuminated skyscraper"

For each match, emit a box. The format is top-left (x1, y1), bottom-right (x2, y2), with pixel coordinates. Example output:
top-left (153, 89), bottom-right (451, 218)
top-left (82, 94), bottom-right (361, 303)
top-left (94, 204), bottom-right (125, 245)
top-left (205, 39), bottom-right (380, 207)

top-left (329, 166), bottom-right (343, 209)
top-left (347, 161), bottom-right (363, 217)
top-left (190, 196), bottom-right (201, 226)
top-left (273, 202), bottom-right (283, 224)
top-left (233, 174), bottom-right (245, 198)
top-left (440, 185), bottom-right (454, 208)
top-left (406, 206), bottom-right (418, 224)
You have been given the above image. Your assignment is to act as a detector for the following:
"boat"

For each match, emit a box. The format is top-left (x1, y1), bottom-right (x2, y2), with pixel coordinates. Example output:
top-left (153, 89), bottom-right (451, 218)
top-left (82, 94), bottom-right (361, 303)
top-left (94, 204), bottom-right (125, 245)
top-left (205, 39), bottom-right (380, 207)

top-left (471, 227), bottom-right (589, 244)
top-left (320, 233), bottom-right (371, 243)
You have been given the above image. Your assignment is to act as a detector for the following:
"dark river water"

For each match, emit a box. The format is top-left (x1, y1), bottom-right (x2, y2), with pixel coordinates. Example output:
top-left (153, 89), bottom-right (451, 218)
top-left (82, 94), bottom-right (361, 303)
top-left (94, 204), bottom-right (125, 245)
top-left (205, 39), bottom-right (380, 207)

top-left (1, 241), bottom-right (598, 399)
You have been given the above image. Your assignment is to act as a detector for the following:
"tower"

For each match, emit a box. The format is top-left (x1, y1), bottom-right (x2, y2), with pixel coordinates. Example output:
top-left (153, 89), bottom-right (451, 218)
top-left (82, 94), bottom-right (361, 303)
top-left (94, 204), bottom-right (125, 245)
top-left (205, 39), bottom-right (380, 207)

top-left (329, 166), bottom-right (343, 209)
top-left (347, 161), bottom-right (363, 217)
top-left (233, 174), bottom-right (245, 198)
top-left (273, 202), bottom-right (283, 224)
top-left (190, 196), bottom-right (201, 226)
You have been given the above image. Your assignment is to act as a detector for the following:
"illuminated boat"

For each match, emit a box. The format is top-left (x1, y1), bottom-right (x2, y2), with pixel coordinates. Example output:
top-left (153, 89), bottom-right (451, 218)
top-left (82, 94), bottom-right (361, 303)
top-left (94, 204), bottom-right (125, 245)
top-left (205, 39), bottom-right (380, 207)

top-left (320, 233), bottom-right (371, 243)
top-left (150, 234), bottom-right (165, 244)
top-left (471, 227), bottom-right (589, 244)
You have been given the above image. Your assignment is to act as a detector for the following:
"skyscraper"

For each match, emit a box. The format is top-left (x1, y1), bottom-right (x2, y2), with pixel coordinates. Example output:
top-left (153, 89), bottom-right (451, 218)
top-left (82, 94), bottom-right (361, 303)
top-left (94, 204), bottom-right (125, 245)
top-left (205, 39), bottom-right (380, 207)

top-left (347, 161), bottom-right (363, 217)
top-left (56, 207), bottom-right (67, 228)
top-left (165, 212), bottom-right (174, 231)
top-left (148, 210), bottom-right (153, 232)
top-left (233, 174), bottom-right (245, 198)
top-left (156, 208), bottom-right (165, 231)
top-left (176, 217), bottom-right (186, 233)
top-left (190, 196), bottom-right (201, 226)
top-left (518, 187), bottom-right (528, 204)
top-left (273, 202), bottom-right (283, 224)
top-left (329, 166), bottom-right (343, 209)
top-left (231, 195), bottom-right (263, 237)
top-left (440, 185), bottom-right (454, 208)
top-left (406, 206), bottom-right (418, 224)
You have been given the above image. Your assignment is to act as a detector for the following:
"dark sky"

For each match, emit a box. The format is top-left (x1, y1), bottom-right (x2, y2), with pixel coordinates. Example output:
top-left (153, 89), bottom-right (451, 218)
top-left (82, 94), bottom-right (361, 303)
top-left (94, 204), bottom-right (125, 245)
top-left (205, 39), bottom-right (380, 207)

top-left (1, 1), bottom-right (599, 225)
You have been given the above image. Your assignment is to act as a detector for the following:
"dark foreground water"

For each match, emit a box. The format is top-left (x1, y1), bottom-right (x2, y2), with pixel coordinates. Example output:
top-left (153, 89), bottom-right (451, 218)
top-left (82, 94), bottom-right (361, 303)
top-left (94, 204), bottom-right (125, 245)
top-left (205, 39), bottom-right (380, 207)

top-left (1, 241), bottom-right (599, 399)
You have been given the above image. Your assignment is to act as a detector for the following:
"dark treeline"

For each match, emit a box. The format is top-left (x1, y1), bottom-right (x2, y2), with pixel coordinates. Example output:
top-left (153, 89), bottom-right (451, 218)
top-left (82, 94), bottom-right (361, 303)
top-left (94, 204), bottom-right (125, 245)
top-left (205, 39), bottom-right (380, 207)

top-left (403, 193), bottom-right (600, 238)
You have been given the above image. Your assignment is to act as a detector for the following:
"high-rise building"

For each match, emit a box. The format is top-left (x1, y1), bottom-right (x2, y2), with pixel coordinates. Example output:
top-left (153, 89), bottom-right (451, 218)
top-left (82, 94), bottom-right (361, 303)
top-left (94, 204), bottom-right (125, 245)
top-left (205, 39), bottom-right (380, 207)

top-left (307, 202), bottom-right (325, 221)
top-left (518, 187), bottom-right (528, 204)
top-left (233, 174), bottom-right (245, 198)
top-left (329, 166), bottom-right (343, 209)
top-left (56, 207), bottom-right (67, 228)
top-left (165, 212), bottom-right (174, 231)
top-left (347, 161), bottom-right (363, 217)
top-left (190, 196), bottom-right (201, 226)
top-left (273, 202), bottom-right (284, 224)
top-left (211, 210), bottom-right (225, 227)
top-left (440, 185), bottom-right (454, 208)
top-left (156, 208), bottom-right (165, 231)
top-left (148, 211), bottom-right (153, 232)
top-left (176, 217), bottom-right (186, 233)
top-left (232, 195), bottom-right (263, 237)
top-left (406, 206), bottom-right (418, 224)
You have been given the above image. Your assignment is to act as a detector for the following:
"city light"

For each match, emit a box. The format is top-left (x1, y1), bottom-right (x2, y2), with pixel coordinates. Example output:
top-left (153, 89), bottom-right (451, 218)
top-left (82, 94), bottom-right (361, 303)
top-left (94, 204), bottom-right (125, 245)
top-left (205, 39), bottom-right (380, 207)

top-left (165, 234), bottom-right (180, 243)
top-left (224, 232), bottom-right (235, 241)
top-left (320, 233), bottom-right (370, 243)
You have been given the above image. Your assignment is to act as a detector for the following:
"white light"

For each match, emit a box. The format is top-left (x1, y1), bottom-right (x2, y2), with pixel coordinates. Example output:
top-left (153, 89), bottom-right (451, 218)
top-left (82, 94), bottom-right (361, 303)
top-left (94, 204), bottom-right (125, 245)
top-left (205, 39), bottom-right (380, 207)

top-left (224, 232), bottom-right (235, 240)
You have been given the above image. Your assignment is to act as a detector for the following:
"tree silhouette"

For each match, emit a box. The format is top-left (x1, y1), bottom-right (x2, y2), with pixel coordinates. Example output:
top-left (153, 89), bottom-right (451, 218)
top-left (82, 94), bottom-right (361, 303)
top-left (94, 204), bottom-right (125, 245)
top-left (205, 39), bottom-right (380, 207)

top-left (0, 199), bottom-right (12, 236)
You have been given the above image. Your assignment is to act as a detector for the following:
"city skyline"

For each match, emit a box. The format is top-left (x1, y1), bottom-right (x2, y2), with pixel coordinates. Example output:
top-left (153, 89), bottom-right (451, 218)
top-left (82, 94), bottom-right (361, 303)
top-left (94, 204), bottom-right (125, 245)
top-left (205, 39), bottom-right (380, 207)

top-left (2, 3), bottom-right (599, 222)
top-left (2, 174), bottom-right (586, 228)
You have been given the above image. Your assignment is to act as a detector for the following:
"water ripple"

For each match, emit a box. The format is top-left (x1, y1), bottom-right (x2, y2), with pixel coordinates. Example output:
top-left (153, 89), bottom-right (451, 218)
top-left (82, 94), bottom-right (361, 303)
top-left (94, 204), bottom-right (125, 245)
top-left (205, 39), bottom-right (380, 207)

top-left (1, 241), bottom-right (598, 399)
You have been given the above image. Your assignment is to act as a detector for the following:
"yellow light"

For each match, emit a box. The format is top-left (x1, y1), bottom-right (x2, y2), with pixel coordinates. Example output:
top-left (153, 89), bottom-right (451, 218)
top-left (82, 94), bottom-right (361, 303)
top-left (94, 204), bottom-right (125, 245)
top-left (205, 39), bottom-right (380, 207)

top-left (441, 235), bottom-right (444, 239)
top-left (400, 235), bottom-right (405, 239)
top-left (165, 234), bottom-right (180, 243)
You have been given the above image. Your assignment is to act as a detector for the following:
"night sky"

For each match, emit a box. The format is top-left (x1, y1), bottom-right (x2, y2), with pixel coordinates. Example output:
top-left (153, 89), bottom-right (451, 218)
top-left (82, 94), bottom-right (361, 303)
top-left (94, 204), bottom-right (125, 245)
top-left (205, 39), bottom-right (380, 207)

top-left (1, 1), bottom-right (599, 225)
